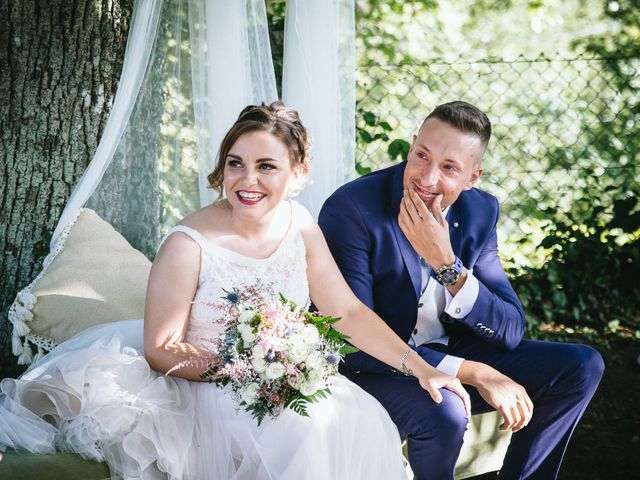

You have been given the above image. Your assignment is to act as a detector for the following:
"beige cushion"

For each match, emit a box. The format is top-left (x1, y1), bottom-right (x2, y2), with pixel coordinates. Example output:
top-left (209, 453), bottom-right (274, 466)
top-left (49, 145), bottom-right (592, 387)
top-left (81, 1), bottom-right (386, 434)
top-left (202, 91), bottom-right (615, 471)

top-left (403, 411), bottom-right (511, 479)
top-left (28, 209), bottom-right (151, 344)
top-left (455, 411), bottom-right (511, 479)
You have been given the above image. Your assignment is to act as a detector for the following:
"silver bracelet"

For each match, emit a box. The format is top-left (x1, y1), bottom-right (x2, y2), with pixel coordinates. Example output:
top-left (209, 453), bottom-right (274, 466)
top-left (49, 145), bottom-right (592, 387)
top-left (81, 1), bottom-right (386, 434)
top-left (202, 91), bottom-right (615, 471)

top-left (400, 349), bottom-right (414, 376)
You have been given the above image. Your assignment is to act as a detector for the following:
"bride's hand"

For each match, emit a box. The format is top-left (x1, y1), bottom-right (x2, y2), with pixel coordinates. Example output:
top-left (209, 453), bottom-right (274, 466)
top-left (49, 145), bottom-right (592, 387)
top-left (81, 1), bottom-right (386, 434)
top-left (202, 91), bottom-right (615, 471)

top-left (417, 370), bottom-right (472, 418)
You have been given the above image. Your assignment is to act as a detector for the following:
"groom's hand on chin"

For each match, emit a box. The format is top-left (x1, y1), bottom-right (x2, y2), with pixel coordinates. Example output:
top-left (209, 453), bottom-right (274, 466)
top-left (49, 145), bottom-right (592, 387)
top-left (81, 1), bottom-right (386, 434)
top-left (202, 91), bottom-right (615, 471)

top-left (398, 189), bottom-right (455, 270)
top-left (458, 360), bottom-right (534, 432)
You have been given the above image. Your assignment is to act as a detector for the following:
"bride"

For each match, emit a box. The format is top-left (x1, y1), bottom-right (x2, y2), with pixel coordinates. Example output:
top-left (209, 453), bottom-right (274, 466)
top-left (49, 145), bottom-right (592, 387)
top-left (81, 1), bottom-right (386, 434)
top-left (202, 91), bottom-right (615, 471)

top-left (0, 102), bottom-right (470, 479)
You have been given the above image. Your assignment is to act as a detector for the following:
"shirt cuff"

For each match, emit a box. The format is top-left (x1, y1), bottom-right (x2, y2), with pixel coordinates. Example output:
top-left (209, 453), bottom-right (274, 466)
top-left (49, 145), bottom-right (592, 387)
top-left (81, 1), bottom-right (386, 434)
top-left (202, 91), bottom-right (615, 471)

top-left (444, 268), bottom-right (479, 319)
top-left (436, 354), bottom-right (465, 377)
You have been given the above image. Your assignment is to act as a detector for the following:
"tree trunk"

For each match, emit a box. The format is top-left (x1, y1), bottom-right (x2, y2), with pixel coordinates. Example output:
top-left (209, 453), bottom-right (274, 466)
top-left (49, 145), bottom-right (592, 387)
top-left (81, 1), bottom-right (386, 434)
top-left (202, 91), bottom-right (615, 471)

top-left (0, 0), bottom-right (134, 378)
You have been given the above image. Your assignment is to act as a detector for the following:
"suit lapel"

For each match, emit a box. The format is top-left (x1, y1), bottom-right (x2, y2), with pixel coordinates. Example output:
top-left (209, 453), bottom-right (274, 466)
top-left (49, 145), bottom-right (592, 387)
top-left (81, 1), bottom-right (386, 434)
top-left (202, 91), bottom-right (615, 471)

top-left (447, 202), bottom-right (463, 258)
top-left (389, 163), bottom-right (421, 301)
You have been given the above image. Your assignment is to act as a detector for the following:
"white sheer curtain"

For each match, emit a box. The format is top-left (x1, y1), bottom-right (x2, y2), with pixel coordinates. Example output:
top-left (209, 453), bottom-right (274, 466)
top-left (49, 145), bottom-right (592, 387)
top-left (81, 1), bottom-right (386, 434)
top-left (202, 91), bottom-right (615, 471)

top-left (50, 0), bottom-right (163, 247)
top-left (282, 0), bottom-right (356, 219)
top-left (51, 0), bottom-right (355, 235)
top-left (189, 0), bottom-right (278, 207)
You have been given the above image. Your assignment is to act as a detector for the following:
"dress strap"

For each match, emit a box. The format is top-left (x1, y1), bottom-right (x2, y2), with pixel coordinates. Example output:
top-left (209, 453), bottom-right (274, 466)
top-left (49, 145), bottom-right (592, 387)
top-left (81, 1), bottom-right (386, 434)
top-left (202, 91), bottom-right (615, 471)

top-left (159, 225), bottom-right (210, 252)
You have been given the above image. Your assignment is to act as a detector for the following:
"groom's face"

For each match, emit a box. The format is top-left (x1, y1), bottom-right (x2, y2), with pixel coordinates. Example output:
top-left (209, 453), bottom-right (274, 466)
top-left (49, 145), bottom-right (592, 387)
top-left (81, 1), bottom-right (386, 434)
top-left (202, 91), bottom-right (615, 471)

top-left (403, 118), bottom-right (484, 210)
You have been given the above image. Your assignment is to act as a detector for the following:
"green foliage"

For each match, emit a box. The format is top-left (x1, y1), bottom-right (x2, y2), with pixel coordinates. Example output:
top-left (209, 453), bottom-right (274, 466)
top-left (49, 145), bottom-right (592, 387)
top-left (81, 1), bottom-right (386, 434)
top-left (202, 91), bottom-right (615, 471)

top-left (243, 399), bottom-right (276, 426)
top-left (304, 309), bottom-right (359, 356)
top-left (506, 0), bottom-right (640, 336)
top-left (511, 193), bottom-right (640, 333)
top-left (285, 388), bottom-right (330, 421)
top-left (574, 0), bottom-right (640, 60)
top-left (387, 139), bottom-right (411, 162)
top-left (355, 105), bottom-right (410, 173)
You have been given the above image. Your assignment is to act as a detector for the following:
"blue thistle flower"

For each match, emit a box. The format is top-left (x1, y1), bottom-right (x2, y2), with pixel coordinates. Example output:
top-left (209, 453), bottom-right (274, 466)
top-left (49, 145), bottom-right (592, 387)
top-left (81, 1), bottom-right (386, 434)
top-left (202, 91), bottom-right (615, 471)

top-left (222, 288), bottom-right (241, 305)
top-left (326, 351), bottom-right (341, 365)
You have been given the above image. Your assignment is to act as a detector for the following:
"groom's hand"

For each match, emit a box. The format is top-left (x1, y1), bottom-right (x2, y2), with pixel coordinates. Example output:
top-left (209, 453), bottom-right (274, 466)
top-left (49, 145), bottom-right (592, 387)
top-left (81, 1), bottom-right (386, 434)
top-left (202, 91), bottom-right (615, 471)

top-left (398, 189), bottom-right (455, 270)
top-left (458, 360), bottom-right (534, 432)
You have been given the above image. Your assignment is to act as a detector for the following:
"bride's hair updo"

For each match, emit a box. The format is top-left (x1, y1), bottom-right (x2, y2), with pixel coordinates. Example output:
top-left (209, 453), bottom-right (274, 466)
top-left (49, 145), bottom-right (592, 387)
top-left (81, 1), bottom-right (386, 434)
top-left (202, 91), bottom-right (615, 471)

top-left (208, 101), bottom-right (311, 196)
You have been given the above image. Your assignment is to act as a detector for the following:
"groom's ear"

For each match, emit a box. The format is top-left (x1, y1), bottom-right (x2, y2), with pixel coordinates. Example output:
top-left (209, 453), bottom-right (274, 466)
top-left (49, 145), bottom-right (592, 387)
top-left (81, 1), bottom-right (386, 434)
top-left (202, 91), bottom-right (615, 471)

top-left (464, 166), bottom-right (483, 190)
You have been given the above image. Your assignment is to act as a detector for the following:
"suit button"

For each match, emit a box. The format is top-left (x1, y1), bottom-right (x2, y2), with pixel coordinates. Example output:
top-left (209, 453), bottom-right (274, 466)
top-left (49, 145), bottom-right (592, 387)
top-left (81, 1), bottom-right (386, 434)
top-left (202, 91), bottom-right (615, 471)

top-left (413, 328), bottom-right (418, 334)
top-left (455, 307), bottom-right (461, 314)
top-left (417, 303), bottom-right (423, 308)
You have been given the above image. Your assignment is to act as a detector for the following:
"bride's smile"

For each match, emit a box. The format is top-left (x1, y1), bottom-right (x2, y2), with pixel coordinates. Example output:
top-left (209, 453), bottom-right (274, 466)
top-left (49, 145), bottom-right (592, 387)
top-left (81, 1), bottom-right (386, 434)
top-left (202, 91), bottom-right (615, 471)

top-left (236, 190), bottom-right (266, 205)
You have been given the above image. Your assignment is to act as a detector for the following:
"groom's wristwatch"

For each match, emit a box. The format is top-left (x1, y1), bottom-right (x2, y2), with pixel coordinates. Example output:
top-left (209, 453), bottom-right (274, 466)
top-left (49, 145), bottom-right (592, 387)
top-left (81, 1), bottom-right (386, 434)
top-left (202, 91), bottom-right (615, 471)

top-left (432, 257), bottom-right (463, 286)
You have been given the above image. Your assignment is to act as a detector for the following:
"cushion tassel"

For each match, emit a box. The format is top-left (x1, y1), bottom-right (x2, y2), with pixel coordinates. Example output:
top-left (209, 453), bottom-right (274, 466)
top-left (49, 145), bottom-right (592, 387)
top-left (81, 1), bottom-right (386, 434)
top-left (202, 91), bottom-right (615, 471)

top-left (13, 318), bottom-right (31, 337)
top-left (17, 340), bottom-right (34, 365)
top-left (12, 335), bottom-right (24, 356)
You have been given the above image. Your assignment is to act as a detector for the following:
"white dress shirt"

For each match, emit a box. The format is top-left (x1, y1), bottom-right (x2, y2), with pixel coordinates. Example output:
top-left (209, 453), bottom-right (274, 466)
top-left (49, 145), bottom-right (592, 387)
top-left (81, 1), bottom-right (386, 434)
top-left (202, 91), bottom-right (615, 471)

top-left (407, 208), bottom-right (480, 377)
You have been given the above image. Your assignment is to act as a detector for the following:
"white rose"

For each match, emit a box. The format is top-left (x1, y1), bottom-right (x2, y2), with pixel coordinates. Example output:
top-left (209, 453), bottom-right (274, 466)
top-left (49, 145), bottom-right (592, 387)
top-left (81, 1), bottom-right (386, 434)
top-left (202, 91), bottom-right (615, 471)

top-left (300, 325), bottom-right (320, 345)
top-left (238, 310), bottom-right (256, 324)
top-left (287, 375), bottom-right (303, 389)
top-left (241, 383), bottom-right (260, 405)
top-left (299, 381), bottom-right (319, 397)
top-left (238, 324), bottom-right (256, 344)
top-left (305, 351), bottom-right (324, 370)
top-left (252, 356), bottom-right (267, 373)
top-left (288, 333), bottom-right (307, 350)
top-left (287, 344), bottom-right (309, 364)
top-left (307, 368), bottom-right (324, 385)
top-left (252, 344), bottom-right (265, 358)
top-left (287, 334), bottom-right (309, 362)
top-left (265, 362), bottom-right (286, 380)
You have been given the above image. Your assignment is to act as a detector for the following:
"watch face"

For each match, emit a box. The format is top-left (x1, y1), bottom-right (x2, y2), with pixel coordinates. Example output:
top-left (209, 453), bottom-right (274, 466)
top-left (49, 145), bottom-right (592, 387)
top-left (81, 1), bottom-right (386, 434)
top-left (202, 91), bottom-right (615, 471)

top-left (437, 267), bottom-right (461, 286)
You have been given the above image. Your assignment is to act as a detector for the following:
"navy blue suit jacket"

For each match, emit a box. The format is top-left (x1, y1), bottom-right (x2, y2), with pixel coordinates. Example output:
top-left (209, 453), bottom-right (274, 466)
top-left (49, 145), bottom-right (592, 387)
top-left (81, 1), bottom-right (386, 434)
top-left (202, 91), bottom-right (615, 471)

top-left (318, 161), bottom-right (525, 375)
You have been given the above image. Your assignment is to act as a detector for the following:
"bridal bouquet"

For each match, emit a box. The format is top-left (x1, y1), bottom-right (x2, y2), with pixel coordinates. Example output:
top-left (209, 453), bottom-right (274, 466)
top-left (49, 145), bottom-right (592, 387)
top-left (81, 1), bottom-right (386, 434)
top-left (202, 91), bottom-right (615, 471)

top-left (176, 283), bottom-right (357, 425)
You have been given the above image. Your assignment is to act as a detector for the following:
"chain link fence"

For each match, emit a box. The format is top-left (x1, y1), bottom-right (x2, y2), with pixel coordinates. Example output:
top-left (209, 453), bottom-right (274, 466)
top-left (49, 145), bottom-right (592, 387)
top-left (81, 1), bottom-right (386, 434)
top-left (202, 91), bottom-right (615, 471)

top-left (355, 53), bottom-right (640, 268)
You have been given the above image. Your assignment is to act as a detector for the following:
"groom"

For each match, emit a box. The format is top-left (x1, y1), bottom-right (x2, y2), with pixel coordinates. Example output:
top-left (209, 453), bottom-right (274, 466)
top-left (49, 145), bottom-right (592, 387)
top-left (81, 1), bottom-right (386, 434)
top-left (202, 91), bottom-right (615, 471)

top-left (318, 101), bottom-right (604, 479)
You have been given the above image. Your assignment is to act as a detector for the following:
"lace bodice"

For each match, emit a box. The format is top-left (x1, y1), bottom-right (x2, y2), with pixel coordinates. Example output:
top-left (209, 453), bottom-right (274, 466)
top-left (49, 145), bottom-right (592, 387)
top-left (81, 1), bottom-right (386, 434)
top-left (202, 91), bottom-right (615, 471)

top-left (163, 204), bottom-right (309, 350)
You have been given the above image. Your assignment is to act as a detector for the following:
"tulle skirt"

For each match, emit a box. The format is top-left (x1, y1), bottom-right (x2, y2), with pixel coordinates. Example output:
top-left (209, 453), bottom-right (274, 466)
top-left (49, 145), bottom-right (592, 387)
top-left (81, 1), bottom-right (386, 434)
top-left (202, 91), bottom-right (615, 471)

top-left (0, 320), bottom-right (406, 479)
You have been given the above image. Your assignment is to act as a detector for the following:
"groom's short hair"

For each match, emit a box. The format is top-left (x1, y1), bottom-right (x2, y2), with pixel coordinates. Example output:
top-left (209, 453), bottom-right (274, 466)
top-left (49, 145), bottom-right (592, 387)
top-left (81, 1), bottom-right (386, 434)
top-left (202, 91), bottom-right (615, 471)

top-left (423, 101), bottom-right (492, 147)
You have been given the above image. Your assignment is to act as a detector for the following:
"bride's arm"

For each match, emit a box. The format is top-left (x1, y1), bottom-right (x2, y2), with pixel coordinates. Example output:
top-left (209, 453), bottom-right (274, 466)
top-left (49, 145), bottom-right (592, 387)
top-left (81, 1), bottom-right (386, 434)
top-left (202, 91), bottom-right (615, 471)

top-left (300, 212), bottom-right (470, 412)
top-left (144, 233), bottom-right (216, 381)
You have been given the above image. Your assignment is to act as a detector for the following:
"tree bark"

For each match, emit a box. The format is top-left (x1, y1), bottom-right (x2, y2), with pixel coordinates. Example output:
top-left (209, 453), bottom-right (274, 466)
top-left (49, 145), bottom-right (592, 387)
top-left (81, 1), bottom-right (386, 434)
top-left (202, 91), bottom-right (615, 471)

top-left (0, 0), bottom-right (134, 378)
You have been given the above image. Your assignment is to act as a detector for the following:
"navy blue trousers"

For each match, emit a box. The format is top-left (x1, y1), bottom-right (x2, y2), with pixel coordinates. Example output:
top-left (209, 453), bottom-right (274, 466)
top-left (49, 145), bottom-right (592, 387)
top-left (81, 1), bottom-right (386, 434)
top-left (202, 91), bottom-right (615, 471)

top-left (342, 338), bottom-right (604, 480)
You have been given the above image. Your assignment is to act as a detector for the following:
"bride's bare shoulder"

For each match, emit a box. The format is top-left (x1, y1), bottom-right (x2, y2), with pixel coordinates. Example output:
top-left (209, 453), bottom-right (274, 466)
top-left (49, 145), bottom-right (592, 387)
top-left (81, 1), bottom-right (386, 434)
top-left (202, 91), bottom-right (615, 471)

top-left (179, 201), bottom-right (230, 233)
top-left (292, 201), bottom-right (323, 244)
top-left (158, 202), bottom-right (229, 256)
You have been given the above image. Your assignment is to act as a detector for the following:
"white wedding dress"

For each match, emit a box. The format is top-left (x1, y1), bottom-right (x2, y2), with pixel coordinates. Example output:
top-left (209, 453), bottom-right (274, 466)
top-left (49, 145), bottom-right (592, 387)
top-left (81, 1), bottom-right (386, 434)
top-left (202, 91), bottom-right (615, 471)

top-left (0, 204), bottom-right (406, 479)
